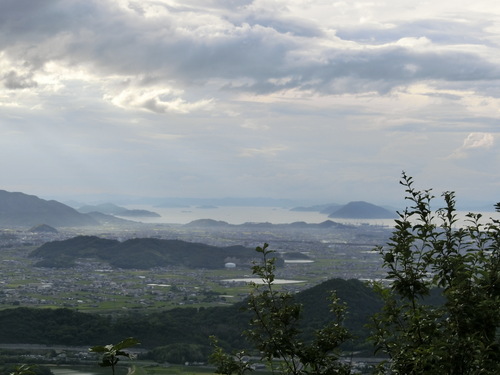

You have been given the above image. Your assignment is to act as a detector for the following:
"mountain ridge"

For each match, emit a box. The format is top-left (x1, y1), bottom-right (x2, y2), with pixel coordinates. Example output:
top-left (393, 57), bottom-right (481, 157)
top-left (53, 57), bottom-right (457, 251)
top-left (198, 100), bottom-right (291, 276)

top-left (0, 190), bottom-right (99, 227)
top-left (183, 218), bottom-right (350, 229)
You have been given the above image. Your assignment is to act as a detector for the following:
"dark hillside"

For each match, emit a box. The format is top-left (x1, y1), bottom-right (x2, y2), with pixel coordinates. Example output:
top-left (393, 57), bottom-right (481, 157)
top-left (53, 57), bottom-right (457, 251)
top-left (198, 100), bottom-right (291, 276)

top-left (0, 278), bottom-right (383, 353)
top-left (0, 307), bottom-right (109, 346)
top-left (30, 236), bottom-right (264, 269)
top-left (296, 278), bottom-right (383, 344)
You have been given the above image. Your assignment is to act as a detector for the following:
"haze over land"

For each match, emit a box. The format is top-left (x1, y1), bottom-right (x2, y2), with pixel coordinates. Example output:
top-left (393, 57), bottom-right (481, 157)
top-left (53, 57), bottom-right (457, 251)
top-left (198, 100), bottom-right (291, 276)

top-left (1, 1), bottom-right (500, 208)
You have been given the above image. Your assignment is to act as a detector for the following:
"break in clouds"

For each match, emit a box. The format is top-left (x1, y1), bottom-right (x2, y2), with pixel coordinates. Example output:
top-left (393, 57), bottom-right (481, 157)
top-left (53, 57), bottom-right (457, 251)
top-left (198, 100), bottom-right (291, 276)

top-left (0, 0), bottom-right (499, 206)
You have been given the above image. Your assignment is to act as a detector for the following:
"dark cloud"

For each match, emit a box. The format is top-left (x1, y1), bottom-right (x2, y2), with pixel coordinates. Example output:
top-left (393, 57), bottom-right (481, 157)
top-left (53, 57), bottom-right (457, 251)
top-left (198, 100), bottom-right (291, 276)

top-left (0, 0), bottom-right (97, 41)
top-left (240, 46), bottom-right (500, 95)
top-left (2, 70), bottom-right (38, 89)
top-left (1, 1), bottom-right (498, 97)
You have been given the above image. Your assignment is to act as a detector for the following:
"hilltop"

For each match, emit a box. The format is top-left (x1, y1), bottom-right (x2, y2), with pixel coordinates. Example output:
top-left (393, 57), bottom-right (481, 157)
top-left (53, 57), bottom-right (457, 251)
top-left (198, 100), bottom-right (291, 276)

top-left (328, 201), bottom-right (397, 219)
top-left (292, 201), bottom-right (397, 219)
top-left (28, 224), bottom-right (58, 233)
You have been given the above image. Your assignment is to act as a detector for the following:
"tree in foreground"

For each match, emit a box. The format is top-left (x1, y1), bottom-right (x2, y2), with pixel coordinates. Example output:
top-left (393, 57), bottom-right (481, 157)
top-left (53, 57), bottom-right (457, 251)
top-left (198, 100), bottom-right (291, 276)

top-left (89, 337), bottom-right (140, 375)
top-left (370, 172), bottom-right (500, 374)
top-left (210, 243), bottom-right (352, 375)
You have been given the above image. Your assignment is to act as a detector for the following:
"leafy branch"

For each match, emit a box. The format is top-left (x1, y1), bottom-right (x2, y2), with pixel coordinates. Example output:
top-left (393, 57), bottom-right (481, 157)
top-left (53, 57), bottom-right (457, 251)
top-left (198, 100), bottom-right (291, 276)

top-left (370, 172), bottom-right (500, 374)
top-left (89, 337), bottom-right (140, 375)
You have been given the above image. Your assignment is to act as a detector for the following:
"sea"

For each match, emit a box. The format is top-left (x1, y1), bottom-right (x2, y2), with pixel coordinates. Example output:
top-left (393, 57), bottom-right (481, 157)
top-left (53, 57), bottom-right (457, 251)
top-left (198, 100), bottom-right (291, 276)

top-left (122, 205), bottom-right (395, 226)
top-left (50, 367), bottom-right (111, 375)
top-left (122, 205), bottom-right (500, 227)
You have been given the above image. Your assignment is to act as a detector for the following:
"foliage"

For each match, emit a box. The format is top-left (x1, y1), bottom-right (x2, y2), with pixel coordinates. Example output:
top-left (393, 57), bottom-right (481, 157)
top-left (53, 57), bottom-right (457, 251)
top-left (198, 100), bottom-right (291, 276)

top-left (296, 278), bottom-right (383, 347)
top-left (209, 337), bottom-right (253, 375)
top-left (89, 337), bottom-right (140, 375)
top-left (0, 307), bottom-right (112, 346)
top-left (5, 364), bottom-right (52, 375)
top-left (9, 364), bottom-right (36, 375)
top-left (211, 243), bottom-right (352, 375)
top-left (151, 343), bottom-right (209, 364)
top-left (370, 172), bottom-right (500, 374)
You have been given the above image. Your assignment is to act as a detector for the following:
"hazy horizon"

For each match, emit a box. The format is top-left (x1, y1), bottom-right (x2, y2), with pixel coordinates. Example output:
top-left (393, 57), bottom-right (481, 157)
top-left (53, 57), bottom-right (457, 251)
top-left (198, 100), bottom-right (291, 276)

top-left (59, 193), bottom-right (500, 215)
top-left (1, 1), bottom-right (500, 208)
top-left (2, 184), bottom-right (498, 212)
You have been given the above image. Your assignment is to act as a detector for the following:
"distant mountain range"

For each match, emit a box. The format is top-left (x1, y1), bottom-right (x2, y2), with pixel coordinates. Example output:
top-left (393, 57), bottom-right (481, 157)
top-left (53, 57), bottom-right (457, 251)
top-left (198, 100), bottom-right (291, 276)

top-left (149, 197), bottom-right (297, 208)
top-left (0, 190), bottom-right (146, 228)
top-left (183, 218), bottom-right (350, 229)
top-left (30, 235), bottom-right (268, 269)
top-left (292, 201), bottom-right (397, 219)
top-left (0, 190), bottom-right (99, 227)
top-left (0, 188), bottom-right (396, 228)
top-left (77, 203), bottom-right (161, 218)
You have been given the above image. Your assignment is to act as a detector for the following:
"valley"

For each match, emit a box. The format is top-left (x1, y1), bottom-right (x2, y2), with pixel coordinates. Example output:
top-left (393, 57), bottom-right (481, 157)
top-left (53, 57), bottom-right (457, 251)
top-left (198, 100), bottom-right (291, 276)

top-left (0, 220), bottom-right (390, 313)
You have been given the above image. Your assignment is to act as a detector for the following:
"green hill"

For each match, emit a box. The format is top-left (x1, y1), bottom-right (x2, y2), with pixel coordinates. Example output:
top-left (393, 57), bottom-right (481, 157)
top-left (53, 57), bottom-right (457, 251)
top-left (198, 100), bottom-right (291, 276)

top-left (30, 235), bottom-right (268, 269)
top-left (0, 277), bottom-right (383, 353)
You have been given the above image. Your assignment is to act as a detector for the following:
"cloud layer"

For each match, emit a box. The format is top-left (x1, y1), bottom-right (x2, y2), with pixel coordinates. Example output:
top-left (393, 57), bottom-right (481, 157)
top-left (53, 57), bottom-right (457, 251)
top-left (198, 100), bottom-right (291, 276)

top-left (1, 0), bottom-right (500, 207)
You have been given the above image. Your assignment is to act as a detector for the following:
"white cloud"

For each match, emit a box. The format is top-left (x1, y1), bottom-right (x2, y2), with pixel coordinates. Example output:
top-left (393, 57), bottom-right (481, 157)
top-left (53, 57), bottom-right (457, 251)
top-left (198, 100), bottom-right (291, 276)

top-left (240, 120), bottom-right (270, 131)
top-left (3, 0), bottom-right (498, 98)
top-left (448, 132), bottom-right (495, 160)
top-left (239, 145), bottom-right (288, 157)
top-left (462, 132), bottom-right (494, 149)
top-left (106, 86), bottom-right (214, 114)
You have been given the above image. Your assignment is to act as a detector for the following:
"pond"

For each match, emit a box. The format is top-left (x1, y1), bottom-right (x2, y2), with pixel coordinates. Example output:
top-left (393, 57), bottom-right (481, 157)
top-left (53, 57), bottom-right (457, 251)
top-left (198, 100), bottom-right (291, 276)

top-left (221, 278), bottom-right (305, 284)
top-left (50, 366), bottom-right (127, 375)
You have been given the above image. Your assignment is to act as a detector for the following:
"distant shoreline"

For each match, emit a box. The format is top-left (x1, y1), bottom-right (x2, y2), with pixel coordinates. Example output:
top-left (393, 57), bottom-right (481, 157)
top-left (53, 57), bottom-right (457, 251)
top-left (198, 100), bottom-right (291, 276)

top-left (124, 205), bottom-right (500, 228)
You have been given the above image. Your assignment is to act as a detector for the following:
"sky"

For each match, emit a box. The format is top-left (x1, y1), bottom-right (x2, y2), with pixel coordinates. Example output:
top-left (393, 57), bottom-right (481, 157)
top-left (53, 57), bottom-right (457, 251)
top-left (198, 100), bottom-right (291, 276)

top-left (1, 0), bottom-right (500, 208)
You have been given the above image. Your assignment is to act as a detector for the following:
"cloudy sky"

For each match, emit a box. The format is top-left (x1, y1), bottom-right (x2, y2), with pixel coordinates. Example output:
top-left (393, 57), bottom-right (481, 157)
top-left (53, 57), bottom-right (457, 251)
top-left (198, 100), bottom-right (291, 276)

top-left (1, 0), bottom-right (500, 208)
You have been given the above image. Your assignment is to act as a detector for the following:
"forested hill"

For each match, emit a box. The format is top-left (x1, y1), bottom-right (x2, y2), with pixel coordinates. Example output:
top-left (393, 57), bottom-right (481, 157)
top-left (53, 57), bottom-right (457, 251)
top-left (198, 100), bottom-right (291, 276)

top-left (0, 278), bottom-right (381, 352)
top-left (30, 235), bottom-right (266, 269)
top-left (296, 278), bottom-right (384, 342)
